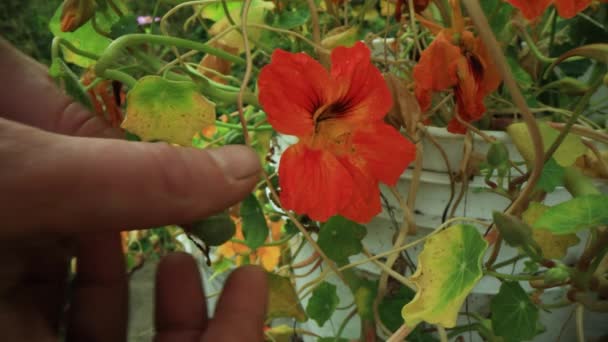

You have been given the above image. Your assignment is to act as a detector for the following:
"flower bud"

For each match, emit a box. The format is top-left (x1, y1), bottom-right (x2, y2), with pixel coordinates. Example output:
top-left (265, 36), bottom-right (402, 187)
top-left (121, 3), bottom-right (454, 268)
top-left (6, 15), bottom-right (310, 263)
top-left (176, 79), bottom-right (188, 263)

top-left (544, 266), bottom-right (570, 284)
top-left (487, 141), bottom-right (509, 168)
top-left (60, 0), bottom-right (97, 32)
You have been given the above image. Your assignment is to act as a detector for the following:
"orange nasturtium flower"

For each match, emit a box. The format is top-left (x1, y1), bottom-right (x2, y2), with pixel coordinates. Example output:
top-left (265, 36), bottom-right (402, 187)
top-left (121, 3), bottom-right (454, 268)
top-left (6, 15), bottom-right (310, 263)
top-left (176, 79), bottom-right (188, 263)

top-left (414, 0), bottom-right (502, 134)
top-left (258, 42), bottom-right (416, 223)
top-left (506, 0), bottom-right (602, 20)
top-left (217, 219), bottom-right (284, 271)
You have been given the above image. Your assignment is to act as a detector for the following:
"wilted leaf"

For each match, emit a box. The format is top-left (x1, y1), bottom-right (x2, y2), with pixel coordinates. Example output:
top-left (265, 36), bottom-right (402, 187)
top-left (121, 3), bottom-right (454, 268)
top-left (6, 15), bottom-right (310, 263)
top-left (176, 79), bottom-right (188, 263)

top-left (491, 282), bottom-right (539, 342)
top-left (267, 273), bottom-right (307, 321)
top-left (317, 216), bottom-right (366, 263)
top-left (533, 194), bottom-right (608, 234)
top-left (384, 73), bottom-right (421, 132)
top-left (536, 158), bottom-right (565, 193)
top-left (240, 194), bottom-right (269, 250)
top-left (306, 282), bottom-right (339, 327)
top-left (507, 121), bottom-right (587, 167)
top-left (49, 4), bottom-right (118, 67)
top-left (123, 76), bottom-right (215, 146)
top-left (206, 0), bottom-right (275, 53)
top-left (522, 202), bottom-right (580, 259)
top-left (402, 225), bottom-right (488, 328)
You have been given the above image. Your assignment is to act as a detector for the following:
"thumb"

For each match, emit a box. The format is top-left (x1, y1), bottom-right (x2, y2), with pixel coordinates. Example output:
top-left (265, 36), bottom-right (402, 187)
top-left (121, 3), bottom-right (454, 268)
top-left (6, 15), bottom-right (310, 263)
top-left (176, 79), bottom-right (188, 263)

top-left (0, 118), bottom-right (260, 236)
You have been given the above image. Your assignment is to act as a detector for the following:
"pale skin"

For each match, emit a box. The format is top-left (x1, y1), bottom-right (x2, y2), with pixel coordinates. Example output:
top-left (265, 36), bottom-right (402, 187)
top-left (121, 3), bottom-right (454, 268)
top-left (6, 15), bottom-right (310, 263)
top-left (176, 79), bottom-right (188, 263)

top-left (0, 37), bottom-right (268, 341)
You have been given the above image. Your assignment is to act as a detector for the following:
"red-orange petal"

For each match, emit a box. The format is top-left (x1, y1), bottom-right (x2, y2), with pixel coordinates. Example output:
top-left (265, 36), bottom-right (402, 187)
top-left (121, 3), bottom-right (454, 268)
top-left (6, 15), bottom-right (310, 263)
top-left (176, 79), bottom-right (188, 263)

top-left (338, 157), bottom-right (382, 223)
top-left (352, 122), bottom-right (416, 186)
top-left (474, 37), bottom-right (502, 96)
top-left (330, 42), bottom-right (393, 125)
top-left (554, 0), bottom-right (591, 18)
top-left (413, 32), bottom-right (461, 112)
top-left (258, 49), bottom-right (333, 137)
top-left (506, 0), bottom-right (552, 20)
top-left (449, 60), bottom-right (486, 134)
top-left (278, 143), bottom-right (353, 222)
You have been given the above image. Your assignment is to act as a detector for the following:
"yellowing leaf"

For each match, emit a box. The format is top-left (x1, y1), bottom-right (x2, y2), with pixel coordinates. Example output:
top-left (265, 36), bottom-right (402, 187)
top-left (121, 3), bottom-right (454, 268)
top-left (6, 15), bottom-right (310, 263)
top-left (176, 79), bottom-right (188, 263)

top-left (402, 225), bottom-right (488, 328)
top-left (206, 0), bottom-right (275, 53)
top-left (506, 121), bottom-right (587, 167)
top-left (522, 202), bottom-right (579, 259)
top-left (267, 273), bottom-right (307, 322)
top-left (321, 26), bottom-right (359, 50)
top-left (122, 76), bottom-right (215, 146)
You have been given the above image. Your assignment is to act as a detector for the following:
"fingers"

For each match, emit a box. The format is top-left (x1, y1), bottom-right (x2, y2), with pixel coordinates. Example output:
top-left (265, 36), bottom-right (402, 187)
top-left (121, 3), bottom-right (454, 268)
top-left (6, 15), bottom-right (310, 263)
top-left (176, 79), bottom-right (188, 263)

top-left (66, 233), bottom-right (128, 342)
top-left (202, 266), bottom-right (268, 342)
top-left (0, 37), bottom-right (118, 138)
top-left (0, 118), bottom-right (260, 236)
top-left (154, 252), bottom-right (207, 342)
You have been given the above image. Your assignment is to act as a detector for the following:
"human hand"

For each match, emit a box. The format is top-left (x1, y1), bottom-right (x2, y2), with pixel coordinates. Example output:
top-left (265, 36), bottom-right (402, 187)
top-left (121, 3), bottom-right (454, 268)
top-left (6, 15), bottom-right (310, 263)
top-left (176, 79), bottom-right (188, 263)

top-left (0, 37), bottom-right (267, 341)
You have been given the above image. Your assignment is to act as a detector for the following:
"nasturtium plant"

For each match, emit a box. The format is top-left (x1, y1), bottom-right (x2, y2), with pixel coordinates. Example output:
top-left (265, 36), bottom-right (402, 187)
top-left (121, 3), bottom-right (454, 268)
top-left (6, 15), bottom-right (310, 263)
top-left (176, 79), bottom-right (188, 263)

top-left (402, 225), bottom-right (488, 328)
top-left (36, 0), bottom-right (608, 339)
top-left (123, 76), bottom-right (215, 146)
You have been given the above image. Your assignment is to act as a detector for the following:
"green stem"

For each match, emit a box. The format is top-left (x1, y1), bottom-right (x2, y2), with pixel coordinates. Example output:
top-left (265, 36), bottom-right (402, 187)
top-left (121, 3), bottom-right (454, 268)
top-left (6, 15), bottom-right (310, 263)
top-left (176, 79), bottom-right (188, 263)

top-left (215, 121), bottom-right (272, 131)
top-left (517, 24), bottom-right (556, 64)
top-left (181, 65), bottom-right (259, 106)
top-left (52, 37), bottom-right (101, 61)
top-left (103, 69), bottom-right (137, 88)
top-left (447, 323), bottom-right (482, 339)
top-left (484, 270), bottom-right (544, 281)
top-left (490, 255), bottom-right (525, 270)
top-left (95, 34), bottom-right (245, 77)
top-left (544, 67), bottom-right (606, 163)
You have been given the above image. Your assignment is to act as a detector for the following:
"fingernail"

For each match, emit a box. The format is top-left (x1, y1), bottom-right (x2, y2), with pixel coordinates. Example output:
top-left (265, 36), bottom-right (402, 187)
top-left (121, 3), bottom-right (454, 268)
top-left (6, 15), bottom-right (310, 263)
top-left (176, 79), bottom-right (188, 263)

top-left (207, 145), bottom-right (261, 181)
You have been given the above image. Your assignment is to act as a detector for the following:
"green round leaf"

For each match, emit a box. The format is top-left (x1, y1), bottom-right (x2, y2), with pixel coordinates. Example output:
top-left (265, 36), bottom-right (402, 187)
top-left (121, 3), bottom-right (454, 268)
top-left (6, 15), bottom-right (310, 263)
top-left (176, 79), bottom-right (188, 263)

top-left (317, 216), bottom-right (367, 263)
top-left (306, 281), bottom-right (339, 327)
top-left (491, 282), bottom-right (540, 342)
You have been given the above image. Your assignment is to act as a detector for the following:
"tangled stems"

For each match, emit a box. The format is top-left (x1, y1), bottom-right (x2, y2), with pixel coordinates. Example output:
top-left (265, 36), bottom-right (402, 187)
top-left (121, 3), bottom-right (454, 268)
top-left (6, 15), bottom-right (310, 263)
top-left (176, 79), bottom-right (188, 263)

top-left (94, 34), bottom-right (244, 83)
